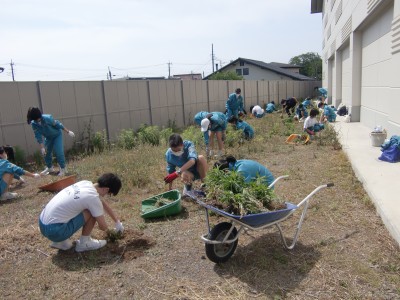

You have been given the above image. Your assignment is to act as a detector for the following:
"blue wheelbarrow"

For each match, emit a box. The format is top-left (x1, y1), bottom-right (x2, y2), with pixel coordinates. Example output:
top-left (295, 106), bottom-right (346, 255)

top-left (185, 176), bottom-right (334, 263)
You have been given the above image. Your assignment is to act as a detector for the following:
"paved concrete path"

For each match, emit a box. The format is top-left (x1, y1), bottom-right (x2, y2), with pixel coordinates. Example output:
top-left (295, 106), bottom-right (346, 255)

top-left (333, 116), bottom-right (400, 246)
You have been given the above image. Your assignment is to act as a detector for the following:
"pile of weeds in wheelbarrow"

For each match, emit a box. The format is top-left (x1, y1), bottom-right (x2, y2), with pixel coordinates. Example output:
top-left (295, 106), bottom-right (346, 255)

top-left (203, 168), bottom-right (286, 216)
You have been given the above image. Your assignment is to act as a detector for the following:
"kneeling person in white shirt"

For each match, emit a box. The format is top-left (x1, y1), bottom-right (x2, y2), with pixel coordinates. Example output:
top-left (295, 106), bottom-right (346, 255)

top-left (39, 173), bottom-right (124, 252)
top-left (304, 108), bottom-right (325, 136)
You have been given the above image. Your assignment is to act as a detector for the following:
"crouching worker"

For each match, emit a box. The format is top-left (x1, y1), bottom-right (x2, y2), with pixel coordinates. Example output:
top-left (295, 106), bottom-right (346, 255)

top-left (318, 102), bottom-right (337, 123)
top-left (228, 116), bottom-right (254, 140)
top-left (214, 155), bottom-right (275, 188)
top-left (250, 105), bottom-right (265, 118)
top-left (265, 101), bottom-right (277, 114)
top-left (294, 103), bottom-right (308, 121)
top-left (0, 146), bottom-right (41, 200)
top-left (39, 173), bottom-right (124, 252)
top-left (164, 134), bottom-right (208, 194)
top-left (281, 97), bottom-right (298, 117)
top-left (303, 108), bottom-right (325, 137)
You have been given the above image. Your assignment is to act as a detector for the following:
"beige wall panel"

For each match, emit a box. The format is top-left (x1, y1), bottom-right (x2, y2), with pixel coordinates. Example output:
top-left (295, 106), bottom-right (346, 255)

top-left (39, 82), bottom-right (63, 116)
top-left (342, 46), bottom-right (351, 107)
top-left (2, 125), bottom-right (28, 151)
top-left (278, 81), bottom-right (287, 100)
top-left (258, 81), bottom-right (268, 101)
top-left (299, 81), bottom-right (306, 98)
top-left (103, 81), bottom-right (119, 112)
top-left (131, 109), bottom-right (151, 129)
top-left (88, 82), bottom-right (106, 114)
top-left (74, 82), bottom-right (93, 116)
top-left (116, 81), bottom-right (130, 112)
top-left (269, 81), bottom-right (279, 103)
top-left (18, 82), bottom-right (41, 109)
top-left (228, 81), bottom-right (243, 98)
top-left (127, 81), bottom-right (149, 110)
top-left (293, 81), bottom-right (300, 98)
top-left (243, 81), bottom-right (257, 109)
top-left (286, 81), bottom-right (294, 98)
top-left (208, 81), bottom-right (228, 113)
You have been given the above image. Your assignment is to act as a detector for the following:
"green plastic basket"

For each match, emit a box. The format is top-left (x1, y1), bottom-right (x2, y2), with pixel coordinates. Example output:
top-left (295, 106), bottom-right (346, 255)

top-left (141, 190), bottom-right (182, 219)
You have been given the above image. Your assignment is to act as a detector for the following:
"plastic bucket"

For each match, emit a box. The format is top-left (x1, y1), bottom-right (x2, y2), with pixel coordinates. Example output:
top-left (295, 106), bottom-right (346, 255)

top-left (370, 131), bottom-right (387, 147)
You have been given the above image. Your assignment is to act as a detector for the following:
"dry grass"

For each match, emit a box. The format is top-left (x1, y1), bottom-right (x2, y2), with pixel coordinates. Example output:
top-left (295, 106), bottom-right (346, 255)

top-left (1, 113), bottom-right (399, 299)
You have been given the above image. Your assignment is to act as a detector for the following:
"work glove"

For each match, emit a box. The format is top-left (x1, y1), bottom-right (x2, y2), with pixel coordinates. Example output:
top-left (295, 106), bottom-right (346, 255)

top-left (41, 148), bottom-right (46, 156)
top-left (164, 172), bottom-right (179, 184)
top-left (68, 131), bottom-right (75, 138)
top-left (33, 173), bottom-right (41, 179)
top-left (115, 221), bottom-right (124, 233)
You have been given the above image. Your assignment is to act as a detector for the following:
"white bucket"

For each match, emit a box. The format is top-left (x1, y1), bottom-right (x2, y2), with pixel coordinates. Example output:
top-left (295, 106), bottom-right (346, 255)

top-left (370, 131), bottom-right (387, 147)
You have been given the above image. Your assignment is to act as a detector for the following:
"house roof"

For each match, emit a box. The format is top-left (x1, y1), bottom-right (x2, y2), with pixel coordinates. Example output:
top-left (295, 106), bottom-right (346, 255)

top-left (204, 57), bottom-right (314, 81)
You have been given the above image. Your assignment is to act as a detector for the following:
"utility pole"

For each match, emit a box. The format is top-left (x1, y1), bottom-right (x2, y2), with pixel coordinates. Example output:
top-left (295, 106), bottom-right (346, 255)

top-left (211, 44), bottom-right (215, 73)
top-left (167, 61), bottom-right (172, 78)
top-left (10, 60), bottom-right (15, 81)
top-left (108, 66), bottom-right (112, 80)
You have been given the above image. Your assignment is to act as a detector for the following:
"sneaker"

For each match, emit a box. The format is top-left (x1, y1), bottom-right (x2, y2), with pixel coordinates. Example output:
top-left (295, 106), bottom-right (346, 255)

top-left (51, 239), bottom-right (74, 251)
top-left (75, 237), bottom-right (107, 252)
top-left (0, 192), bottom-right (18, 201)
top-left (41, 167), bottom-right (54, 175)
top-left (58, 168), bottom-right (66, 176)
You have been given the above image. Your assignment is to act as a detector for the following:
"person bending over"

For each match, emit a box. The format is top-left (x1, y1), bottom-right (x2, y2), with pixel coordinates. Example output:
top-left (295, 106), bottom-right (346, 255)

top-left (39, 173), bottom-right (124, 252)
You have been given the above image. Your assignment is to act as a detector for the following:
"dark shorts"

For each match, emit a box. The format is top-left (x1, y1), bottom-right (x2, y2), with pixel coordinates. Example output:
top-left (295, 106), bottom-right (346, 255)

top-left (39, 213), bottom-right (85, 242)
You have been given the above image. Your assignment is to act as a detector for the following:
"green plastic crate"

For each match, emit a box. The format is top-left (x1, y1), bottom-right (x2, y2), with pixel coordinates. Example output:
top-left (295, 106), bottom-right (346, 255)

top-left (141, 190), bottom-right (182, 219)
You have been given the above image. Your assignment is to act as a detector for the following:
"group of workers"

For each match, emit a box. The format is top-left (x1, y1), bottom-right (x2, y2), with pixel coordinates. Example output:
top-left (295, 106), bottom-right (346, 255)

top-left (1, 87), bottom-right (331, 253)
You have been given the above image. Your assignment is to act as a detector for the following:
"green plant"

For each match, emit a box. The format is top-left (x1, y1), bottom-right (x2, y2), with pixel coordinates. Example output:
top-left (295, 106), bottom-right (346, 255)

top-left (117, 129), bottom-right (137, 149)
top-left (92, 130), bottom-right (108, 153)
top-left (32, 150), bottom-right (44, 168)
top-left (204, 168), bottom-right (278, 216)
top-left (13, 146), bottom-right (26, 167)
top-left (160, 127), bottom-right (173, 146)
top-left (137, 124), bottom-right (161, 146)
top-left (224, 127), bottom-right (243, 147)
top-left (181, 125), bottom-right (204, 146)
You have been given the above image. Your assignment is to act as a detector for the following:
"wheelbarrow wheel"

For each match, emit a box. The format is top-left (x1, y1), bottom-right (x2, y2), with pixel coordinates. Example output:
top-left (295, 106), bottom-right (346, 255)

top-left (205, 222), bottom-right (238, 263)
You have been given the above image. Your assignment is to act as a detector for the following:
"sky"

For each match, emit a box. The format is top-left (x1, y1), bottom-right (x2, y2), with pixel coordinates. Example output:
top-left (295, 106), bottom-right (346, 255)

top-left (0, 0), bottom-right (322, 82)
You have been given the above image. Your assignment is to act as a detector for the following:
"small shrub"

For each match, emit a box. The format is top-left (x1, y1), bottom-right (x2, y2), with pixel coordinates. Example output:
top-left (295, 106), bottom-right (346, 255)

top-left (117, 129), bottom-right (137, 149)
top-left (181, 125), bottom-right (204, 146)
top-left (225, 127), bottom-right (243, 148)
top-left (14, 146), bottom-right (26, 168)
top-left (32, 150), bottom-right (44, 168)
top-left (92, 130), bottom-right (108, 153)
top-left (160, 128), bottom-right (173, 146)
top-left (137, 125), bottom-right (161, 146)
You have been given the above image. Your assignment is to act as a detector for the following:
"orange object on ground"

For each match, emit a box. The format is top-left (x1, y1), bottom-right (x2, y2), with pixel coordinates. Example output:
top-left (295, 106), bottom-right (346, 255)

top-left (39, 175), bottom-right (77, 192)
top-left (285, 134), bottom-right (310, 145)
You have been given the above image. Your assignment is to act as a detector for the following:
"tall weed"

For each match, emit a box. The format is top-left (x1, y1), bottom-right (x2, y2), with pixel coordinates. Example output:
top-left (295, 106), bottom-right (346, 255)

top-left (117, 129), bottom-right (137, 149)
top-left (137, 124), bottom-right (161, 146)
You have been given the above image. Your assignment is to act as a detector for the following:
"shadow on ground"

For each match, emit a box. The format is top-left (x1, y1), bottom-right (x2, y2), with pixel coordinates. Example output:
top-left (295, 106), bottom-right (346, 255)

top-left (213, 231), bottom-right (321, 297)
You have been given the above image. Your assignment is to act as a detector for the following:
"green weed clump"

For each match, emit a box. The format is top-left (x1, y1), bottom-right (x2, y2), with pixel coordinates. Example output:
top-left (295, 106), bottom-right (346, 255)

top-left (224, 127), bottom-right (243, 148)
top-left (117, 129), bottom-right (137, 150)
top-left (160, 127), bottom-right (173, 146)
top-left (92, 130), bottom-right (108, 153)
top-left (137, 124), bottom-right (161, 146)
top-left (14, 146), bottom-right (26, 168)
top-left (204, 168), bottom-right (280, 216)
top-left (181, 125), bottom-right (204, 146)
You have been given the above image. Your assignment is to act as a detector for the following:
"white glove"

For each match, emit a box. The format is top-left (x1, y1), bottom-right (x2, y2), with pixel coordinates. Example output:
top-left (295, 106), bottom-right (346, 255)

top-left (33, 173), bottom-right (40, 179)
top-left (41, 148), bottom-right (46, 156)
top-left (68, 131), bottom-right (75, 138)
top-left (19, 176), bottom-right (26, 183)
top-left (115, 221), bottom-right (124, 233)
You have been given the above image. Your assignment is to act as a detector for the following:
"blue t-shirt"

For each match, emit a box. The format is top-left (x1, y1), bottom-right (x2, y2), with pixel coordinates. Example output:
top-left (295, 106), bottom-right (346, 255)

top-left (31, 114), bottom-right (64, 143)
top-left (236, 121), bottom-right (254, 139)
top-left (229, 160), bottom-right (274, 187)
top-left (165, 140), bottom-right (198, 174)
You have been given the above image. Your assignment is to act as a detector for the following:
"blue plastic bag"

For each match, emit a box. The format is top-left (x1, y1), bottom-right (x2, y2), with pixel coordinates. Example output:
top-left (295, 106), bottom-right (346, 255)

top-left (379, 145), bottom-right (400, 163)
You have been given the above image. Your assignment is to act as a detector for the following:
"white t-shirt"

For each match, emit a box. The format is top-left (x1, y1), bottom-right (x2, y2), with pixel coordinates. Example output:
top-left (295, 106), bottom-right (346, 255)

top-left (304, 116), bottom-right (317, 129)
top-left (40, 180), bottom-right (104, 224)
top-left (252, 105), bottom-right (264, 115)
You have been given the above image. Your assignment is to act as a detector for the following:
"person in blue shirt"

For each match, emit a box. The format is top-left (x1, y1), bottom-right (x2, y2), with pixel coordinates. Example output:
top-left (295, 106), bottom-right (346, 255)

top-left (302, 97), bottom-right (313, 109)
top-left (318, 102), bottom-right (337, 122)
top-left (314, 87), bottom-right (328, 98)
top-left (194, 111), bottom-right (227, 158)
top-left (214, 155), bottom-right (275, 188)
top-left (226, 88), bottom-right (245, 119)
top-left (164, 134), bottom-right (208, 193)
top-left (27, 107), bottom-right (75, 176)
top-left (0, 146), bottom-right (41, 200)
top-left (294, 104), bottom-right (308, 121)
top-left (228, 116), bottom-right (254, 140)
top-left (265, 101), bottom-right (277, 114)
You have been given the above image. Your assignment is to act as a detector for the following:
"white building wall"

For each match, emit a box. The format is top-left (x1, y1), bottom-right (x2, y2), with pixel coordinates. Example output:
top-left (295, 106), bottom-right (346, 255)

top-left (321, 0), bottom-right (400, 136)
